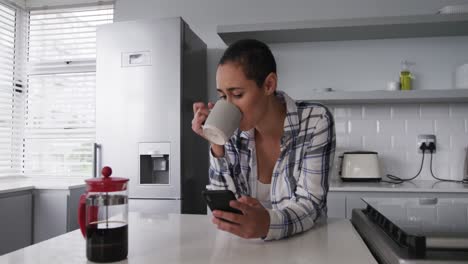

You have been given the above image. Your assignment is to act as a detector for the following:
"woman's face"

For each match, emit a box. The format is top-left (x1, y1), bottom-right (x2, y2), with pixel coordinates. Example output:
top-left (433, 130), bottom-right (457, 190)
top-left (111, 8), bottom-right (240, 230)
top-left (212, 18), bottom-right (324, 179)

top-left (216, 62), bottom-right (269, 131)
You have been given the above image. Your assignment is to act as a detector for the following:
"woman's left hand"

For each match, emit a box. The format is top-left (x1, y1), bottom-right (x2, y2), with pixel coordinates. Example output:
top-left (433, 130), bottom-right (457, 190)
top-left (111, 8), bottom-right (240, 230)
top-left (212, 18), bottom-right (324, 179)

top-left (211, 196), bottom-right (270, 239)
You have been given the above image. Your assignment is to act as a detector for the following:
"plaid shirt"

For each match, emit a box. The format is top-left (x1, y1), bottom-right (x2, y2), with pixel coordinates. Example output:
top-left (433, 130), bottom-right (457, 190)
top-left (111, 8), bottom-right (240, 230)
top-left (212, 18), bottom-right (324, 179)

top-left (208, 91), bottom-right (336, 240)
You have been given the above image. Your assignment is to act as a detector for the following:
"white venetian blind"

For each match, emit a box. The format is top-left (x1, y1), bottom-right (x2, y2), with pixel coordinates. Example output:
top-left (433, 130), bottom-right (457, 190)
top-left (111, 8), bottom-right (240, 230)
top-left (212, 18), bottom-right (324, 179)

top-left (0, 2), bottom-right (23, 177)
top-left (24, 3), bottom-right (113, 177)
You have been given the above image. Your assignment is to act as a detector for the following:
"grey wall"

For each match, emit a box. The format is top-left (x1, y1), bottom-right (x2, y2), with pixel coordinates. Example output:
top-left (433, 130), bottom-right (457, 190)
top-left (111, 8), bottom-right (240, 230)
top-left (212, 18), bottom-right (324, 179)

top-left (271, 38), bottom-right (468, 98)
top-left (114, 0), bottom-right (468, 99)
top-left (114, 0), bottom-right (468, 181)
top-left (114, 0), bottom-right (467, 48)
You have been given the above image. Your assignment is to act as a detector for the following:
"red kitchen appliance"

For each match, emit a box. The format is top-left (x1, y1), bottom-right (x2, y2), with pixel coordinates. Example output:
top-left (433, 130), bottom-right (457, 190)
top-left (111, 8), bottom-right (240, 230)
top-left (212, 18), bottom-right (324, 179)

top-left (78, 166), bottom-right (129, 263)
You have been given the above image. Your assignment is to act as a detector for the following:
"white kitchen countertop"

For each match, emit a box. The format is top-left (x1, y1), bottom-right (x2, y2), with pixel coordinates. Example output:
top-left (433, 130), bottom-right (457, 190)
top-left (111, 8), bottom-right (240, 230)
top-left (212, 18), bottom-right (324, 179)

top-left (4, 176), bottom-right (468, 195)
top-left (0, 176), bottom-right (86, 194)
top-left (330, 179), bottom-right (468, 193)
top-left (0, 212), bottom-right (376, 264)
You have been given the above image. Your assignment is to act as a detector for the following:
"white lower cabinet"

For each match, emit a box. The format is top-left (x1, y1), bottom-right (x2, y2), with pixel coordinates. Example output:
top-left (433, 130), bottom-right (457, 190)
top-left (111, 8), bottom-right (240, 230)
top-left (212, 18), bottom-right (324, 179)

top-left (327, 192), bottom-right (346, 218)
top-left (0, 187), bottom-right (85, 255)
top-left (33, 187), bottom-right (86, 243)
top-left (0, 190), bottom-right (33, 255)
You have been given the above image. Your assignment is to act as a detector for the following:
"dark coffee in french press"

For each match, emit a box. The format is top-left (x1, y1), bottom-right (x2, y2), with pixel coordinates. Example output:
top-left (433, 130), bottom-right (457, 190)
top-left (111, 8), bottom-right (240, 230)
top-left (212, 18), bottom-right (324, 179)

top-left (87, 224), bottom-right (128, 262)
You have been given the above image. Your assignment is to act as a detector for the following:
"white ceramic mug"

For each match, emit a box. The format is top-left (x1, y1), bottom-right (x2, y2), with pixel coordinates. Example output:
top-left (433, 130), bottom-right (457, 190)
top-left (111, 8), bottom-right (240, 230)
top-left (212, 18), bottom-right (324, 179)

top-left (202, 100), bottom-right (242, 145)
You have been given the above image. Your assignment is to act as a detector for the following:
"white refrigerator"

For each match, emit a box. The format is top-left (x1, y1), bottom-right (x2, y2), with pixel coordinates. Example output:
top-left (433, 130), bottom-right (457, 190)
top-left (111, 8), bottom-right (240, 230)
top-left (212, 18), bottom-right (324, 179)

top-left (96, 17), bottom-right (208, 214)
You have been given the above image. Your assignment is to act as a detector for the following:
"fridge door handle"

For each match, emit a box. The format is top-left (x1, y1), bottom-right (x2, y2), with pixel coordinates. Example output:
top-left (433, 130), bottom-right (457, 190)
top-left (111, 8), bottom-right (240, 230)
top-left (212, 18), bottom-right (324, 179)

top-left (93, 143), bottom-right (102, 178)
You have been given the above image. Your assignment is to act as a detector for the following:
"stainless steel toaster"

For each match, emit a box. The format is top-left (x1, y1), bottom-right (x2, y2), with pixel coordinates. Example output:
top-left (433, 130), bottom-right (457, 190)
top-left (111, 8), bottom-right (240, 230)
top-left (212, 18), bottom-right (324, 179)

top-left (340, 151), bottom-right (381, 182)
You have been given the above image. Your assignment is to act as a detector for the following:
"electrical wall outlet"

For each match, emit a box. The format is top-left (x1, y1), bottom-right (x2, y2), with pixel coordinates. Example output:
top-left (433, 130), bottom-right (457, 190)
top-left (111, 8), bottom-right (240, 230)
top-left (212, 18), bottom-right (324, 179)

top-left (417, 134), bottom-right (436, 153)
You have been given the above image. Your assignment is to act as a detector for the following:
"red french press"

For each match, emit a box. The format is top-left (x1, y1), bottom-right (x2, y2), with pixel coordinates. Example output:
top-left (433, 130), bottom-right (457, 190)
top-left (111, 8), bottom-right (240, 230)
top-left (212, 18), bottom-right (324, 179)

top-left (78, 166), bottom-right (129, 262)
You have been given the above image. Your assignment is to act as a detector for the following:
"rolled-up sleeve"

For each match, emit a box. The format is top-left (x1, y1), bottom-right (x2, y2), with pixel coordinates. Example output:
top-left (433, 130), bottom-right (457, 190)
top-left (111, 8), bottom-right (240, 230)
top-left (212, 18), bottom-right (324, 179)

top-left (208, 143), bottom-right (238, 192)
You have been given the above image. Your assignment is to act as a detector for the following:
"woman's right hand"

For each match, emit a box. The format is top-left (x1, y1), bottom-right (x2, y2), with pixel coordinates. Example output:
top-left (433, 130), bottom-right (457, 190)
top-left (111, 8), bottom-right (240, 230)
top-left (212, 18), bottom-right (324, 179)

top-left (192, 101), bottom-right (214, 139)
top-left (192, 101), bottom-right (225, 157)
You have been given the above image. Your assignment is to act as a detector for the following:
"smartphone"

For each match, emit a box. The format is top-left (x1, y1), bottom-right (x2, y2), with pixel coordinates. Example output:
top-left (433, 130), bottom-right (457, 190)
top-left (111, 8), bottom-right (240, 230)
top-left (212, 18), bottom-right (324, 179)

top-left (202, 189), bottom-right (242, 215)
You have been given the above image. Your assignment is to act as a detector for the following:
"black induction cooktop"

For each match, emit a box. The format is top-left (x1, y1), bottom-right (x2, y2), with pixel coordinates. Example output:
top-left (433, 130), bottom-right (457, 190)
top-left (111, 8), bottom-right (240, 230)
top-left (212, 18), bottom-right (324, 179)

top-left (351, 197), bottom-right (468, 264)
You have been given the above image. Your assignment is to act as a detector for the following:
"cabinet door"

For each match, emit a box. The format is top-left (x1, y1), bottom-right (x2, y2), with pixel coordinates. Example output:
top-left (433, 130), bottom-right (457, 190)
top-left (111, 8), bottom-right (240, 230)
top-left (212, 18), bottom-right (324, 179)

top-left (67, 187), bottom-right (86, 231)
top-left (327, 192), bottom-right (346, 218)
top-left (33, 190), bottom-right (67, 243)
top-left (0, 191), bottom-right (32, 255)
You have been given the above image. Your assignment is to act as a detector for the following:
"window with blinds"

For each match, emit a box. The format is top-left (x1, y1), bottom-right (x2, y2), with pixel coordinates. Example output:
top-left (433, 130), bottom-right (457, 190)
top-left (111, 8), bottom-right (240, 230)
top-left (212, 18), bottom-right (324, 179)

top-left (0, 2), bottom-right (23, 177)
top-left (24, 3), bottom-right (113, 177)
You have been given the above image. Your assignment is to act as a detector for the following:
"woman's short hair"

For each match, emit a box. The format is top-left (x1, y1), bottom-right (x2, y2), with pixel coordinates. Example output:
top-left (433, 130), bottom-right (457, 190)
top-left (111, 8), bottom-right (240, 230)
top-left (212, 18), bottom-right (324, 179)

top-left (219, 39), bottom-right (277, 87)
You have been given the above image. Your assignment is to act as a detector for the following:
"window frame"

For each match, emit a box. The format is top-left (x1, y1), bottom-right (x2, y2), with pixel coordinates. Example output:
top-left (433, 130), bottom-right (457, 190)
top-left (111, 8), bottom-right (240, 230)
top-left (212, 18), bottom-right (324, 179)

top-left (21, 1), bottom-right (113, 177)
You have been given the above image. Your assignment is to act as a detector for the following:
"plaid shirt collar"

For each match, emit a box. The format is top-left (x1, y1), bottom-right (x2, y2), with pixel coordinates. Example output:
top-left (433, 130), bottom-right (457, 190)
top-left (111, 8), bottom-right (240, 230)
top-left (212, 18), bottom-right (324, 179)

top-left (238, 91), bottom-right (299, 147)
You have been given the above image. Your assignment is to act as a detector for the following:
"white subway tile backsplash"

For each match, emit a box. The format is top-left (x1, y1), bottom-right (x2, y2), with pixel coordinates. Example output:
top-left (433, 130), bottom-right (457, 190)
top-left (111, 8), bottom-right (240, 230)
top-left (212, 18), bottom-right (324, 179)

top-left (336, 134), bottom-right (349, 148)
top-left (336, 134), bottom-right (365, 151)
top-left (384, 164), bottom-right (406, 179)
top-left (434, 134), bottom-right (450, 151)
top-left (429, 150), bottom-right (451, 179)
top-left (392, 135), bottom-right (416, 150)
top-left (348, 120), bottom-right (377, 135)
top-left (363, 135), bottom-right (392, 150)
top-left (450, 135), bottom-right (468, 152)
top-left (450, 103), bottom-right (468, 118)
top-left (449, 149), bottom-right (468, 180)
top-left (377, 120), bottom-right (405, 135)
top-left (420, 104), bottom-right (449, 119)
top-left (435, 119), bottom-right (466, 135)
top-left (348, 135), bottom-right (364, 150)
top-left (379, 150), bottom-right (406, 176)
top-left (406, 119), bottom-right (435, 136)
top-left (405, 151), bottom-right (426, 178)
top-left (392, 105), bottom-right (420, 119)
top-left (335, 120), bottom-right (348, 135)
top-left (334, 102), bottom-right (468, 181)
top-left (333, 105), bottom-right (362, 120)
top-left (363, 105), bottom-right (391, 120)
top-left (337, 134), bottom-right (364, 151)
top-left (334, 106), bottom-right (348, 120)
top-left (349, 106), bottom-right (364, 119)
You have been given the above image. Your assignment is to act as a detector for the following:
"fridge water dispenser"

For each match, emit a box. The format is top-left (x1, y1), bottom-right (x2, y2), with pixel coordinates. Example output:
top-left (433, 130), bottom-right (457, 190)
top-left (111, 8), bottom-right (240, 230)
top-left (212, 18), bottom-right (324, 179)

top-left (139, 143), bottom-right (170, 184)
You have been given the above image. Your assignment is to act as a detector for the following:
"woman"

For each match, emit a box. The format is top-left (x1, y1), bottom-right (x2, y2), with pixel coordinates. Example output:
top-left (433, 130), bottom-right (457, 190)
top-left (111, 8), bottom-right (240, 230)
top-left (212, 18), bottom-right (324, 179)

top-left (192, 39), bottom-right (335, 240)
